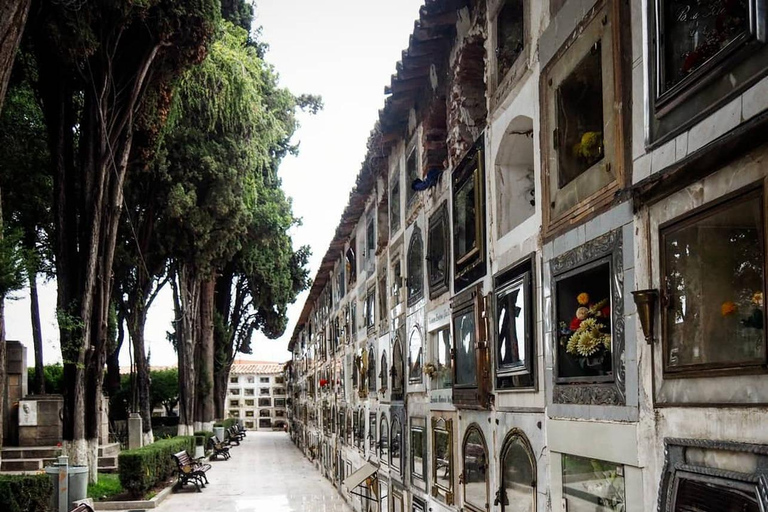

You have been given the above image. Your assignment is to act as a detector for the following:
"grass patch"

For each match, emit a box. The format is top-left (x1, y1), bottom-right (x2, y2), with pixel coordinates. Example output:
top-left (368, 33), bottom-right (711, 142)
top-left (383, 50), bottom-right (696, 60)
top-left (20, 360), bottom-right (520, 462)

top-left (87, 473), bottom-right (123, 501)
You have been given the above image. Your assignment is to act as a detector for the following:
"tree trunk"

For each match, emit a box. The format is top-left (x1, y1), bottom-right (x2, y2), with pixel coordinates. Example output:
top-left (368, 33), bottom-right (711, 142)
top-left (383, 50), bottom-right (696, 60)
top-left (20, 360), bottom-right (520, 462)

top-left (105, 309), bottom-right (124, 397)
top-left (198, 277), bottom-right (215, 431)
top-left (29, 271), bottom-right (45, 394)
top-left (174, 263), bottom-right (198, 436)
top-left (0, 0), bottom-right (30, 113)
top-left (127, 307), bottom-right (154, 444)
top-left (0, 189), bottom-right (6, 466)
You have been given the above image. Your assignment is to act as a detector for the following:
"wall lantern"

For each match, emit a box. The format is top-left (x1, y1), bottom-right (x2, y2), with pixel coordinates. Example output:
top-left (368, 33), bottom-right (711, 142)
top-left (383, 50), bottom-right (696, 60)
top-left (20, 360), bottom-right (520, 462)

top-left (632, 289), bottom-right (658, 344)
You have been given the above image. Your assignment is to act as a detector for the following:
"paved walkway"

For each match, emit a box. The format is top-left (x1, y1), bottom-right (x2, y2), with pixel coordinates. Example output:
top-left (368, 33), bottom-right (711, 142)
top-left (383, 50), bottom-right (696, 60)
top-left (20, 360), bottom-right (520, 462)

top-left (157, 432), bottom-right (351, 512)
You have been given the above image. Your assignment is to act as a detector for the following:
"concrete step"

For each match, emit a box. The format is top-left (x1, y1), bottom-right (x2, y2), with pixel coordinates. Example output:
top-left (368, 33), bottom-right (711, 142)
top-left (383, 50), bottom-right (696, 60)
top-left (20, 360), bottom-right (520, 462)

top-left (98, 456), bottom-right (117, 468)
top-left (1, 458), bottom-right (44, 471)
top-left (1, 446), bottom-right (61, 460)
top-left (98, 442), bottom-right (120, 457)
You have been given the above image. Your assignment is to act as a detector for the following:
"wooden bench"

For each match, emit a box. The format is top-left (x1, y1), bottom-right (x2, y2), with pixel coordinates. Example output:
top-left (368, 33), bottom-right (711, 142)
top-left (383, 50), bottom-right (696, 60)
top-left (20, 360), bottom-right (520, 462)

top-left (172, 450), bottom-right (212, 492)
top-left (227, 426), bottom-right (244, 445)
top-left (208, 435), bottom-right (231, 460)
top-left (72, 504), bottom-right (95, 512)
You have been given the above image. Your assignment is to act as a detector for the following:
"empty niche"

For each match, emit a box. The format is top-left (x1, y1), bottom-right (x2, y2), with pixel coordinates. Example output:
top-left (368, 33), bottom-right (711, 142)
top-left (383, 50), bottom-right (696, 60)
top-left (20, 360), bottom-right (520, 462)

top-left (495, 115), bottom-right (534, 239)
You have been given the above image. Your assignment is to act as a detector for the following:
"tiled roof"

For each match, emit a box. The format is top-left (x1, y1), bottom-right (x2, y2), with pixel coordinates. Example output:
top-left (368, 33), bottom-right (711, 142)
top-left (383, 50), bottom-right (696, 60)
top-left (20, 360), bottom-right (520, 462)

top-left (230, 360), bottom-right (285, 375)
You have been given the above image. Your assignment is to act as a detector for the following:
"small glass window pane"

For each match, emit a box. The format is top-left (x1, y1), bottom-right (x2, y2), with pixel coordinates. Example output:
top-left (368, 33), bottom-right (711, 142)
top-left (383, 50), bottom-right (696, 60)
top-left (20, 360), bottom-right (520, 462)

top-left (411, 421), bottom-right (425, 480)
top-left (408, 327), bottom-right (423, 383)
top-left (391, 418), bottom-right (402, 472)
top-left (556, 261), bottom-right (613, 379)
top-left (500, 437), bottom-right (535, 512)
top-left (380, 351), bottom-right (389, 389)
top-left (391, 178), bottom-right (401, 233)
top-left (428, 205), bottom-right (449, 295)
top-left (498, 279), bottom-right (526, 369)
top-left (380, 415), bottom-right (389, 461)
top-left (434, 328), bottom-right (453, 389)
top-left (455, 311), bottom-right (477, 386)
top-left (408, 228), bottom-right (425, 305)
top-left (434, 427), bottom-right (451, 491)
top-left (393, 335), bottom-right (405, 397)
top-left (562, 454), bottom-right (625, 511)
top-left (367, 216), bottom-right (375, 260)
top-left (497, 0), bottom-right (525, 81)
top-left (663, 191), bottom-right (766, 373)
top-left (463, 427), bottom-right (488, 510)
top-left (673, 476), bottom-right (759, 511)
top-left (661, 0), bottom-right (749, 94)
top-left (407, 149), bottom-right (419, 204)
top-left (454, 173), bottom-right (478, 260)
top-left (556, 41), bottom-right (604, 188)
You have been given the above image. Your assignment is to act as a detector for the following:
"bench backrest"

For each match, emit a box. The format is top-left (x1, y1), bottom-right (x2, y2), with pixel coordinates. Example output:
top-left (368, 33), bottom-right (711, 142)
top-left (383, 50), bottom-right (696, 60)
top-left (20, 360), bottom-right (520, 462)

top-left (173, 451), bottom-right (193, 466)
top-left (72, 504), bottom-right (95, 512)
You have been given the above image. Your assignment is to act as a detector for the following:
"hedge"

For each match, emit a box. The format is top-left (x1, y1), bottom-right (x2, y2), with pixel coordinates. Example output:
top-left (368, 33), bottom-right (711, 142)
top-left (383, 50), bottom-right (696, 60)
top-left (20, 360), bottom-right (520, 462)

top-left (118, 436), bottom-right (194, 497)
top-left (194, 431), bottom-right (214, 451)
top-left (0, 474), bottom-right (53, 512)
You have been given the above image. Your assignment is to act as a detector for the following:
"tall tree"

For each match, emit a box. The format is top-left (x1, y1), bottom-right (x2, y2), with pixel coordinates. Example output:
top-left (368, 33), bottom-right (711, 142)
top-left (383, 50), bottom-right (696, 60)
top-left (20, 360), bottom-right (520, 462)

top-left (0, 0), bottom-right (31, 112)
top-left (160, 20), bottom-right (316, 431)
top-left (25, 0), bottom-right (218, 478)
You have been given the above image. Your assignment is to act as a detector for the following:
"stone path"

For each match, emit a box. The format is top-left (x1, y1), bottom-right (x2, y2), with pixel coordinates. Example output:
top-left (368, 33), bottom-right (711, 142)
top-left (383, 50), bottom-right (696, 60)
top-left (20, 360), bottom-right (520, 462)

top-left (156, 431), bottom-right (352, 512)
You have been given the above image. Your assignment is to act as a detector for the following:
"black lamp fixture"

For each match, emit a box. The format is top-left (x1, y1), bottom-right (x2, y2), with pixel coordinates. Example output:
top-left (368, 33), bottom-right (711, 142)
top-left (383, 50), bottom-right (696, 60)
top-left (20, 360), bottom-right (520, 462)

top-left (632, 289), bottom-right (658, 344)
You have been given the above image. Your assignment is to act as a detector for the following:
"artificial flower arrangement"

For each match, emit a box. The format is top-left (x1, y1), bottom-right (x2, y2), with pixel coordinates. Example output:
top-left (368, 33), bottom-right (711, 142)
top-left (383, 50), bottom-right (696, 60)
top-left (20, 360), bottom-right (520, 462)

top-left (423, 362), bottom-right (437, 377)
top-left (572, 131), bottom-right (604, 167)
top-left (319, 378), bottom-right (329, 388)
top-left (721, 291), bottom-right (764, 329)
top-left (560, 292), bottom-right (612, 368)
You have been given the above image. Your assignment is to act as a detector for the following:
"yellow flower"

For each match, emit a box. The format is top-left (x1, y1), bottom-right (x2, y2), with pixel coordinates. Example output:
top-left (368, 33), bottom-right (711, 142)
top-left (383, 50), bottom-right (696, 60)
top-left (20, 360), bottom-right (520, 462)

top-left (752, 292), bottom-right (764, 307)
top-left (576, 307), bottom-right (590, 320)
top-left (721, 301), bottom-right (737, 317)
top-left (577, 292), bottom-right (590, 306)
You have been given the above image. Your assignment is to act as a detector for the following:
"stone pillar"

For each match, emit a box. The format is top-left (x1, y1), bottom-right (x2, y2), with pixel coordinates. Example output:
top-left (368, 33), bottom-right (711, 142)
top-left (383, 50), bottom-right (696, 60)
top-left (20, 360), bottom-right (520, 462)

top-left (3, 340), bottom-right (27, 446)
top-left (127, 413), bottom-right (143, 450)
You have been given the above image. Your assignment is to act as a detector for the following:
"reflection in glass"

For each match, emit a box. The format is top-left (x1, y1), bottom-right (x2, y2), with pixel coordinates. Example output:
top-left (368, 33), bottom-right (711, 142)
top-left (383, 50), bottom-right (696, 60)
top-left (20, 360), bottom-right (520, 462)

top-left (391, 418), bottom-right (402, 473)
top-left (498, 279), bottom-right (526, 369)
top-left (380, 415), bottom-right (389, 462)
top-left (411, 426), bottom-right (425, 479)
top-left (428, 206), bottom-right (448, 293)
top-left (562, 454), bottom-right (625, 511)
top-left (408, 228), bottom-right (425, 305)
top-left (673, 476), bottom-right (759, 512)
top-left (393, 335), bottom-right (405, 397)
top-left (556, 41), bottom-right (604, 188)
top-left (380, 482), bottom-right (389, 512)
top-left (500, 436), bottom-right (535, 512)
top-left (463, 427), bottom-right (488, 510)
top-left (497, 0), bottom-right (525, 81)
top-left (435, 328), bottom-right (453, 389)
top-left (391, 178), bottom-right (401, 233)
top-left (663, 191), bottom-right (765, 373)
top-left (380, 351), bottom-right (388, 389)
top-left (661, 0), bottom-right (749, 93)
top-left (455, 311), bottom-right (477, 386)
top-left (434, 426), bottom-right (452, 492)
top-left (454, 173), bottom-right (478, 260)
top-left (409, 327), bottom-right (424, 383)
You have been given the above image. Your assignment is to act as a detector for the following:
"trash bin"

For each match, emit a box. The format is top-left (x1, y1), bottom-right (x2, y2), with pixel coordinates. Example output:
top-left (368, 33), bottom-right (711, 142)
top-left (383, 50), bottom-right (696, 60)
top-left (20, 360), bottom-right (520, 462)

top-left (45, 456), bottom-right (89, 512)
top-left (213, 426), bottom-right (225, 441)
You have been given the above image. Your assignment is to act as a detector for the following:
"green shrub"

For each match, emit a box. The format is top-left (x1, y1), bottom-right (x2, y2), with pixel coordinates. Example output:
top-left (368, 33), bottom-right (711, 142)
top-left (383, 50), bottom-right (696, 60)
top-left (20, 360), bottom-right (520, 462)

top-left (222, 418), bottom-right (238, 430)
top-left (118, 436), bottom-right (194, 497)
top-left (0, 474), bottom-right (52, 512)
top-left (193, 431), bottom-right (213, 452)
top-left (153, 425), bottom-right (177, 441)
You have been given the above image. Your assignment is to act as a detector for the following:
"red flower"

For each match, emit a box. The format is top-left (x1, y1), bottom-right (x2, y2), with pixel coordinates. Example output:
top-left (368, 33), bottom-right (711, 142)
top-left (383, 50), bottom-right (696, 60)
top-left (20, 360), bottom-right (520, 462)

top-left (319, 379), bottom-right (328, 387)
top-left (601, 306), bottom-right (610, 318)
top-left (569, 317), bottom-right (582, 331)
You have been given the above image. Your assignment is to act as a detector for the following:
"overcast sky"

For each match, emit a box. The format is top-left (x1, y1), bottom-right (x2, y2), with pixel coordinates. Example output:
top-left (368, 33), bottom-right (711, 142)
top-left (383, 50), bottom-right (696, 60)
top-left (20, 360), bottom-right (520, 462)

top-left (4, 0), bottom-right (424, 368)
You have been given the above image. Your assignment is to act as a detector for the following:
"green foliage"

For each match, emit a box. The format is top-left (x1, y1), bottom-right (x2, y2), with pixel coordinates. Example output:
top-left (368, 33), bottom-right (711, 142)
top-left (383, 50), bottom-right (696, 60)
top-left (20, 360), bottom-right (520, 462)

top-left (27, 363), bottom-right (64, 394)
top-left (0, 227), bottom-right (25, 297)
top-left (194, 430), bottom-right (214, 451)
top-left (118, 436), bottom-right (195, 497)
top-left (0, 474), bottom-right (52, 512)
top-left (150, 368), bottom-right (179, 415)
top-left (87, 472), bottom-right (123, 501)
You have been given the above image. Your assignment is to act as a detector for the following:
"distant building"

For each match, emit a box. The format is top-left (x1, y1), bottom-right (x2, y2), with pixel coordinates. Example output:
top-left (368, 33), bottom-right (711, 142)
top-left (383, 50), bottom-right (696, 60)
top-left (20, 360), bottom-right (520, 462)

top-left (227, 361), bottom-right (288, 431)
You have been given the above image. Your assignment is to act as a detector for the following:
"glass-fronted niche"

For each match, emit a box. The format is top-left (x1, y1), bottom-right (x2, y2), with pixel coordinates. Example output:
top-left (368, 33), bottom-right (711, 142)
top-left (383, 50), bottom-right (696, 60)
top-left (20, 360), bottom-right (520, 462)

top-left (453, 136), bottom-right (487, 292)
top-left (661, 185), bottom-right (766, 378)
top-left (497, 429), bottom-right (536, 512)
top-left (562, 454), bottom-right (625, 512)
top-left (428, 202), bottom-right (449, 299)
top-left (494, 256), bottom-right (536, 390)
top-left (432, 417), bottom-right (455, 505)
top-left (550, 229), bottom-right (625, 406)
top-left (429, 327), bottom-right (453, 389)
top-left (451, 284), bottom-right (491, 408)
top-left (659, 438), bottom-right (768, 511)
top-left (461, 425), bottom-right (489, 512)
top-left (410, 417), bottom-right (426, 489)
top-left (648, 0), bottom-right (768, 144)
top-left (540, 0), bottom-right (627, 237)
